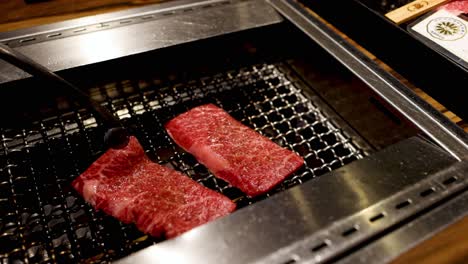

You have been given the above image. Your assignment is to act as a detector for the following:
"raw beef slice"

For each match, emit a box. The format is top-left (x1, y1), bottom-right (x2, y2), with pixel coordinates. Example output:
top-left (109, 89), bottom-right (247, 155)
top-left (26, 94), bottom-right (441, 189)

top-left (438, 0), bottom-right (468, 14)
top-left (165, 104), bottom-right (304, 197)
top-left (72, 136), bottom-right (236, 238)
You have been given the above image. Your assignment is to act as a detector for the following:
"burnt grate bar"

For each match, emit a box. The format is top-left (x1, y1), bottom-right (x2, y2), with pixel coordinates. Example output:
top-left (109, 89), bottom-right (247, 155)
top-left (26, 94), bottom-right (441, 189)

top-left (0, 63), bottom-right (363, 263)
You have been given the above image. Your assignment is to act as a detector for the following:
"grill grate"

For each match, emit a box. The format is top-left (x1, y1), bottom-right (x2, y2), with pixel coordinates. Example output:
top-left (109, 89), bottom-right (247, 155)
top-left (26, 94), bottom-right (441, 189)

top-left (0, 63), bottom-right (363, 263)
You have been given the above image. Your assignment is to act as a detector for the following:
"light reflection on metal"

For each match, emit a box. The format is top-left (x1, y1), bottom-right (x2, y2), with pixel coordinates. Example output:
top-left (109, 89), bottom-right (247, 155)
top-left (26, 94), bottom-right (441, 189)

top-left (76, 32), bottom-right (128, 63)
top-left (0, 0), bottom-right (283, 84)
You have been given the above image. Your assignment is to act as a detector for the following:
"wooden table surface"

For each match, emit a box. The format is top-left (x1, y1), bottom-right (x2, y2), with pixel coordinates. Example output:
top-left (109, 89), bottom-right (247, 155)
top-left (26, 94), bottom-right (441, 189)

top-left (0, 1), bottom-right (467, 263)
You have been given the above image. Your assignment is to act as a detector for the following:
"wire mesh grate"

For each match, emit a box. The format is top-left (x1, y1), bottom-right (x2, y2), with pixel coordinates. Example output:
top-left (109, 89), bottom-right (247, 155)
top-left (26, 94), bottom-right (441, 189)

top-left (0, 63), bottom-right (363, 263)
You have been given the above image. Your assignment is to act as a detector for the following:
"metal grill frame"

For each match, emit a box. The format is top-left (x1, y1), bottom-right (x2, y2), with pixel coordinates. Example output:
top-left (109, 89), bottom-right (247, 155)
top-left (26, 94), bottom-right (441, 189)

top-left (0, 0), bottom-right (467, 263)
top-left (0, 62), bottom-right (366, 263)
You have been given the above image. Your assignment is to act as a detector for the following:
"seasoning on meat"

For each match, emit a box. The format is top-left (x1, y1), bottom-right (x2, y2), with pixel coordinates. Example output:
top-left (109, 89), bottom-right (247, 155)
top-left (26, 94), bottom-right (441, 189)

top-left (72, 136), bottom-right (236, 239)
top-left (165, 104), bottom-right (304, 197)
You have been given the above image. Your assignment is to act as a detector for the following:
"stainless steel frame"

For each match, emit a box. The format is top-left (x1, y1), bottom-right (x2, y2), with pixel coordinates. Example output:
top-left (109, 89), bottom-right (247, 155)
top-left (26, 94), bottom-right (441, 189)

top-left (267, 0), bottom-right (468, 161)
top-left (114, 137), bottom-right (467, 264)
top-left (338, 188), bottom-right (468, 264)
top-left (0, 0), bottom-right (283, 83)
top-left (1, 0), bottom-right (467, 263)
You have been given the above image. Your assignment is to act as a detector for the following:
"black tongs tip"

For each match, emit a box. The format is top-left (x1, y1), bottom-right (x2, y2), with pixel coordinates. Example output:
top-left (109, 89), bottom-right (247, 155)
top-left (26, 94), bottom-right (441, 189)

top-left (0, 43), bottom-right (131, 151)
top-left (104, 127), bottom-right (130, 150)
top-left (104, 127), bottom-right (130, 149)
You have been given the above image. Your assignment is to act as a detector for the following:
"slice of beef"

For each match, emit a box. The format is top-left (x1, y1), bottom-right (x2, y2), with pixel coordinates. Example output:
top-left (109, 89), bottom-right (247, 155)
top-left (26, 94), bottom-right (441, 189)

top-left (165, 104), bottom-right (304, 197)
top-left (72, 136), bottom-right (236, 238)
top-left (438, 0), bottom-right (468, 14)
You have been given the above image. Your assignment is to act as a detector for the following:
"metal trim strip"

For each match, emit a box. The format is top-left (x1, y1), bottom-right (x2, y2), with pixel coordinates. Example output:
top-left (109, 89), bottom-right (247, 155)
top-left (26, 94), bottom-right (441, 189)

top-left (267, 0), bottom-right (468, 161)
top-left (0, 0), bottom-right (283, 84)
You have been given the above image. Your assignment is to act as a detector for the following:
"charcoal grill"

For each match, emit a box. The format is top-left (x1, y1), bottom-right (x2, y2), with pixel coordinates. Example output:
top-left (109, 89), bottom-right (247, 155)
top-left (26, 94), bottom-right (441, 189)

top-left (0, 0), bottom-right (467, 263)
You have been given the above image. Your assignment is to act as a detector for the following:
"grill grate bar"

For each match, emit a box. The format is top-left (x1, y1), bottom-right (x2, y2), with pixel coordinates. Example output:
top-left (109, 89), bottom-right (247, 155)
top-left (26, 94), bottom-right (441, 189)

top-left (0, 130), bottom-right (28, 263)
top-left (38, 121), bottom-right (82, 262)
top-left (0, 63), bottom-right (363, 263)
top-left (19, 129), bottom-right (54, 263)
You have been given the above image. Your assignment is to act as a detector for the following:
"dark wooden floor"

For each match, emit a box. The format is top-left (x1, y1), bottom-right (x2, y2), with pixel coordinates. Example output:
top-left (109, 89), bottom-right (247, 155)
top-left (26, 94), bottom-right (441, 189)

top-left (0, 1), bottom-right (467, 263)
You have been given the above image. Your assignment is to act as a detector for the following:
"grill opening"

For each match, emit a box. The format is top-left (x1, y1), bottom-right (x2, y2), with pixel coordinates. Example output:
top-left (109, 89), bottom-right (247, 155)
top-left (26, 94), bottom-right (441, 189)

top-left (420, 188), bottom-right (435, 197)
top-left (395, 200), bottom-right (412, 209)
top-left (311, 241), bottom-right (328, 252)
top-left (369, 213), bottom-right (386, 223)
top-left (0, 23), bottom-right (423, 263)
top-left (282, 258), bottom-right (297, 264)
top-left (341, 226), bottom-right (359, 237)
top-left (442, 176), bottom-right (457, 186)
